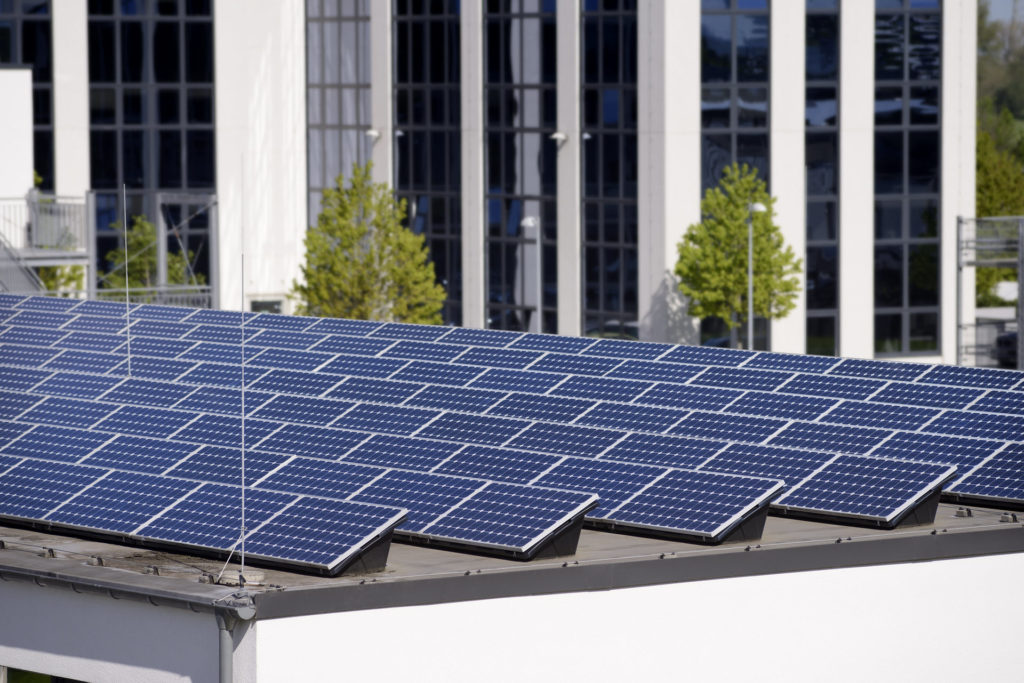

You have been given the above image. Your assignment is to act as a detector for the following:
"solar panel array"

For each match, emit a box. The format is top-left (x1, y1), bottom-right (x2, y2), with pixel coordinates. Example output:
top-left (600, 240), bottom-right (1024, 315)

top-left (1, 295), bottom-right (1022, 566)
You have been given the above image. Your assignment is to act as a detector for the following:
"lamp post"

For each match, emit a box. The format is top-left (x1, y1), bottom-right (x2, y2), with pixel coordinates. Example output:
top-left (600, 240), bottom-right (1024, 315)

top-left (746, 202), bottom-right (767, 350)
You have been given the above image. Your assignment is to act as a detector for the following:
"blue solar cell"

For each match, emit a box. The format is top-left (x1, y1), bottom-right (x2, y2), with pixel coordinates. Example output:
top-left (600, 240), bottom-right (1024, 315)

top-left (487, 392), bottom-right (594, 423)
top-left (309, 334), bottom-right (394, 356)
top-left (0, 367), bottom-right (49, 390)
top-left (0, 425), bottom-right (112, 463)
top-left (184, 324), bottom-right (262, 345)
top-left (600, 432), bottom-right (724, 469)
top-left (19, 397), bottom-right (117, 428)
top-left (251, 394), bottom-right (354, 426)
top-left (319, 355), bottom-right (407, 379)
top-left (246, 348), bottom-right (334, 371)
top-left (95, 405), bottom-right (200, 439)
top-left (369, 322), bottom-right (450, 341)
top-left (423, 482), bottom-right (596, 551)
top-left (632, 383), bottom-right (743, 411)
top-left (120, 337), bottom-right (195, 358)
top-left (820, 401), bottom-right (939, 431)
top-left (605, 359), bottom-right (704, 384)
top-left (467, 367), bottom-right (567, 393)
top-left (870, 382), bottom-right (982, 410)
top-left (70, 300), bottom-right (133, 317)
top-left (918, 364), bottom-right (1021, 390)
top-left (381, 340), bottom-right (468, 362)
top-left (0, 459), bottom-right (106, 519)
top-left (870, 432), bottom-right (1001, 481)
top-left (325, 377), bottom-right (423, 403)
top-left (692, 366), bottom-right (793, 392)
top-left (178, 362), bottom-right (270, 388)
top-left (2, 347), bottom-right (62, 374)
top-left (31, 372), bottom-right (122, 399)
top-left (100, 378), bottom-right (197, 407)
top-left (109, 356), bottom-right (195, 381)
top-left (659, 345), bottom-right (756, 367)
top-left (53, 331), bottom-right (124, 353)
top-left (7, 310), bottom-right (75, 328)
top-left (507, 422), bottom-right (624, 457)
top-left (331, 403), bottom-right (439, 435)
top-left (726, 391), bottom-right (837, 421)
top-left (0, 391), bottom-right (42, 420)
top-left (47, 471), bottom-right (197, 534)
top-left (534, 457), bottom-right (666, 517)
top-left (256, 457), bottom-right (382, 499)
top-left (42, 349), bottom-right (122, 373)
top-left (164, 446), bottom-right (289, 486)
top-left (177, 342), bottom-right (263, 364)
top-left (969, 390), bottom-right (1024, 416)
top-left (670, 411), bottom-right (786, 444)
top-left (257, 424), bottom-right (366, 459)
top-left (78, 435), bottom-right (199, 474)
top-left (0, 294), bottom-right (26, 307)
top-left (581, 338), bottom-right (673, 360)
top-left (434, 445), bottom-right (562, 484)
top-left (743, 353), bottom-right (840, 374)
top-left (390, 360), bottom-right (483, 386)
top-left (18, 296), bottom-right (81, 312)
top-left (305, 318), bottom-right (383, 336)
top-left (442, 327), bottom-right (522, 347)
top-left (248, 313), bottom-right (317, 332)
top-left (343, 434), bottom-right (462, 471)
top-left (551, 375), bottom-right (652, 402)
top-left (62, 315), bottom-right (127, 334)
top-left (173, 414), bottom-right (279, 447)
top-left (350, 470), bottom-right (482, 532)
top-left (247, 330), bottom-right (323, 350)
top-left (768, 422), bottom-right (891, 454)
top-left (949, 444), bottom-right (1024, 501)
top-left (599, 469), bottom-right (781, 538)
top-left (508, 333), bottom-right (596, 353)
top-left (700, 443), bottom-right (833, 488)
top-left (528, 353), bottom-right (622, 377)
top-left (1, 327), bottom-right (67, 347)
top-left (576, 402), bottom-right (688, 433)
top-left (0, 422), bottom-right (33, 449)
top-left (923, 411), bottom-right (1024, 442)
top-left (405, 385), bottom-right (506, 412)
top-left (0, 453), bottom-right (21, 472)
top-left (779, 373), bottom-right (885, 401)
top-left (184, 309), bottom-right (255, 326)
top-left (172, 386), bottom-right (276, 415)
top-left (775, 455), bottom-right (954, 520)
top-left (129, 319), bottom-right (196, 338)
top-left (418, 412), bottom-right (531, 446)
top-left (131, 304), bottom-right (194, 321)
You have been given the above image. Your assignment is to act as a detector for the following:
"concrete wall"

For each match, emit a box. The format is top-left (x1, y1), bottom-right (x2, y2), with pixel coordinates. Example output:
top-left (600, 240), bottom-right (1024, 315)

top-left (0, 69), bottom-right (34, 199)
top-left (51, 0), bottom-right (91, 199)
top-left (555, 0), bottom-right (582, 336)
top-left (258, 552), bottom-right (1024, 682)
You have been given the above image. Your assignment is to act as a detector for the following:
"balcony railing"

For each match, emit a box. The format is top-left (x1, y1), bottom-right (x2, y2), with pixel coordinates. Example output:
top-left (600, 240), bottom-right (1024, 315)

top-left (0, 191), bottom-right (88, 253)
top-left (95, 285), bottom-right (213, 309)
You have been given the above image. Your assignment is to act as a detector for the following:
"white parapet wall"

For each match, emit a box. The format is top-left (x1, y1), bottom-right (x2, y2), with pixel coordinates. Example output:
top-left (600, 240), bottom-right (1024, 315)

top-left (0, 69), bottom-right (34, 201)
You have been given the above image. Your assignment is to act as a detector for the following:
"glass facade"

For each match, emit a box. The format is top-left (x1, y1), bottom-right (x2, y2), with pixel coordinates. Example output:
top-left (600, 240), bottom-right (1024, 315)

top-left (0, 0), bottom-right (53, 191)
top-left (483, 0), bottom-right (557, 333)
top-left (581, 0), bottom-right (637, 338)
top-left (306, 0), bottom-right (371, 224)
top-left (87, 0), bottom-right (215, 282)
top-left (805, 0), bottom-right (838, 355)
top-left (873, 0), bottom-right (940, 355)
top-left (393, 0), bottom-right (461, 324)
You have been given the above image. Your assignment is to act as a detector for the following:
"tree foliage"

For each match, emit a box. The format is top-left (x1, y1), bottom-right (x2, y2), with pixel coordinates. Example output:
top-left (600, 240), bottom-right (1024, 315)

top-left (291, 163), bottom-right (446, 323)
top-left (675, 163), bottom-right (801, 338)
top-left (976, 127), bottom-right (1024, 308)
top-left (100, 215), bottom-right (204, 290)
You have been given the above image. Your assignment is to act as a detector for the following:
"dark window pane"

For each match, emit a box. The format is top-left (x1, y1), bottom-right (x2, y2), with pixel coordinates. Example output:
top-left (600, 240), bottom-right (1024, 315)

top-left (90, 88), bottom-right (116, 124)
top-left (21, 20), bottom-right (51, 82)
top-left (90, 130), bottom-right (118, 188)
top-left (583, 16), bottom-right (598, 83)
top-left (908, 131), bottom-right (939, 192)
top-left (542, 17), bottom-right (556, 83)
top-left (909, 86), bottom-right (938, 124)
top-left (875, 14), bottom-right (903, 80)
top-left (121, 0), bottom-right (144, 15)
top-left (185, 22), bottom-right (213, 82)
top-left (187, 88), bottom-right (212, 123)
top-left (702, 0), bottom-right (728, 8)
top-left (89, 0), bottom-right (114, 14)
top-left (909, 243), bottom-right (939, 306)
top-left (738, 87), bottom-right (767, 128)
top-left (874, 245), bottom-right (903, 307)
top-left (157, 89), bottom-right (179, 123)
top-left (807, 200), bottom-right (837, 241)
top-left (806, 86), bottom-right (837, 127)
top-left (908, 14), bottom-right (940, 80)
top-left (33, 129), bottom-right (53, 190)
top-left (874, 86), bottom-right (902, 125)
top-left (702, 88), bottom-right (730, 128)
top-left (807, 0), bottom-right (839, 10)
top-left (806, 246), bottom-right (837, 309)
top-left (737, 0), bottom-right (768, 8)
top-left (806, 132), bottom-right (837, 195)
top-left (874, 200), bottom-right (902, 239)
top-left (157, 0), bottom-right (178, 15)
top-left (32, 88), bottom-right (51, 125)
top-left (875, 313), bottom-right (902, 354)
top-left (701, 15), bottom-right (730, 83)
top-left (185, 0), bottom-right (209, 15)
top-left (736, 15), bottom-right (768, 81)
top-left (602, 133), bottom-right (620, 196)
top-left (909, 199), bottom-right (938, 238)
top-left (153, 22), bottom-right (179, 82)
top-left (121, 22), bottom-right (143, 82)
top-left (805, 15), bottom-right (838, 81)
top-left (909, 312), bottom-right (938, 352)
top-left (702, 134), bottom-right (730, 192)
top-left (159, 130), bottom-right (181, 187)
top-left (736, 134), bottom-right (768, 184)
top-left (602, 88), bottom-right (619, 126)
top-left (123, 88), bottom-right (143, 123)
top-left (874, 131), bottom-right (902, 194)
top-left (806, 316), bottom-right (836, 356)
top-left (186, 129), bottom-right (214, 187)
top-left (122, 130), bottom-right (145, 188)
top-left (0, 22), bottom-right (12, 63)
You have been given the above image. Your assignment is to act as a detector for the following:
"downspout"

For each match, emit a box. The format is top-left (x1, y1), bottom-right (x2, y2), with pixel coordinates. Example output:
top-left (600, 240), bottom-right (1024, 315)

top-left (215, 604), bottom-right (256, 683)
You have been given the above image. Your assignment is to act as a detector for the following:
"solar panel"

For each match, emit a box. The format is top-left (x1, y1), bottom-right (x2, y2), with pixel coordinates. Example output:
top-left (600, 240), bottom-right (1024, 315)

top-left (305, 318), bottom-right (382, 336)
top-left (173, 414), bottom-right (279, 447)
top-left (1, 343), bottom-right (62, 367)
top-left (131, 303), bottom-right (195, 321)
top-left (62, 315), bottom-right (127, 334)
top-left (418, 412), bottom-right (530, 446)
top-left (250, 395), bottom-right (355, 425)
top-left (257, 424), bottom-right (366, 459)
top-left (369, 322), bottom-right (450, 341)
top-left (109, 356), bottom-right (195, 381)
top-left (46, 471), bottom-right (198, 533)
top-left (0, 294), bottom-right (26, 307)
top-left (256, 457), bottom-right (383, 498)
top-left (390, 360), bottom-right (484, 386)
top-left (600, 432), bottom-right (724, 469)
top-left (869, 432), bottom-right (1001, 482)
top-left (381, 340), bottom-right (468, 362)
top-left (507, 422), bottom-right (624, 457)
top-left (467, 367), bottom-right (566, 393)
top-left (0, 391), bottom-right (44, 420)
top-left (0, 425), bottom-right (112, 463)
top-left (331, 403), bottom-right (439, 435)
top-left (78, 435), bottom-right (199, 473)
top-left (32, 372), bottom-right (122, 399)
top-left (726, 391), bottom-right (837, 421)
top-left (533, 457), bottom-right (665, 517)
top-left (184, 324), bottom-right (262, 345)
top-left (349, 469), bottom-right (484, 532)
top-left (173, 386), bottom-right (276, 415)
top-left (947, 444), bottom-right (1024, 504)
top-left (99, 378), bottom-right (197, 407)
top-left (693, 366), bottom-right (793, 392)
top-left (0, 459), bottom-right (106, 519)
top-left (922, 411), bottom-right (1024, 442)
top-left (509, 333), bottom-right (596, 353)
top-left (7, 310), bottom-right (75, 328)
top-left (129, 319), bottom-right (196, 338)
top-left (43, 349), bottom-right (122, 373)
top-left (670, 411), bottom-right (786, 444)
top-left (917, 364), bottom-right (1020, 390)
top-left (248, 313), bottom-right (317, 331)
top-left (487, 393), bottom-right (595, 423)
top-left (178, 342), bottom-right (262, 364)
top-left (404, 385), bottom-right (506, 412)
top-left (55, 331), bottom-right (128, 353)
top-left (632, 383), bottom-right (742, 411)
top-left (184, 309), bottom-right (253, 326)
top-left (768, 422), bottom-right (891, 454)
top-left (700, 443), bottom-right (834, 487)
top-left (967, 390), bottom-right (1024, 416)
top-left (95, 405), bottom-right (200, 439)
top-left (576, 402), bottom-right (687, 433)
top-left (246, 348), bottom-right (333, 371)
top-left (605, 359), bottom-right (703, 384)
top-left (744, 352), bottom-right (840, 374)
top-left (869, 382), bottom-right (982, 410)
top-left (442, 327), bottom-right (522, 347)
top-left (828, 358), bottom-right (927, 382)
top-left (0, 422), bottom-right (33, 448)
top-left (70, 300), bottom-right (132, 317)
top-left (659, 345), bottom-right (755, 367)
top-left (325, 377), bottom-right (424, 403)
top-left (819, 401), bottom-right (940, 431)
top-left (433, 445), bottom-right (562, 484)
top-left (308, 334), bottom-right (394, 355)
top-left (528, 353), bottom-right (622, 377)
top-left (778, 373), bottom-right (885, 400)
top-left (119, 337), bottom-right (195, 358)
top-left (0, 327), bottom-right (67, 346)
top-left (551, 375), bottom-right (652, 401)
top-left (453, 346), bottom-right (542, 369)
top-left (342, 433), bottom-right (461, 471)
top-left (247, 330), bottom-right (323, 350)
top-left (581, 338), bottom-right (673, 360)
top-left (19, 397), bottom-right (117, 428)
top-left (246, 368), bottom-right (337, 395)
top-left (18, 296), bottom-right (81, 312)
top-left (319, 355), bottom-right (407, 378)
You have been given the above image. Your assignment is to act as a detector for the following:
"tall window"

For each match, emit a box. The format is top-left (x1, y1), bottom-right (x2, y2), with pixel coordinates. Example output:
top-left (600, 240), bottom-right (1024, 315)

top-left (393, 0), bottom-right (461, 324)
top-left (307, 0), bottom-right (371, 223)
top-left (484, 1), bottom-right (557, 333)
top-left (87, 0), bottom-right (215, 282)
top-left (0, 1), bottom-right (53, 191)
top-left (805, 0), bottom-right (839, 355)
top-left (873, 0), bottom-right (940, 355)
top-left (581, 0), bottom-right (637, 338)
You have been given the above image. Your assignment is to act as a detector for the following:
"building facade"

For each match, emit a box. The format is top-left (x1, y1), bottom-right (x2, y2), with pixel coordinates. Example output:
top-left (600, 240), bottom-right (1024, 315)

top-left (6, 0), bottom-right (976, 363)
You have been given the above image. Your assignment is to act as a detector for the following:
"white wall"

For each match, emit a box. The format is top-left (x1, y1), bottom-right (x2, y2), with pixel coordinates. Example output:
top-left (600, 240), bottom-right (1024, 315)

top-left (0, 69), bottom-right (34, 199)
top-left (51, 0), bottom-right (90, 198)
top-left (460, 2), bottom-right (486, 329)
top-left (215, 0), bottom-right (307, 313)
top-left (555, 0), bottom-right (582, 336)
top-left (258, 552), bottom-right (1024, 683)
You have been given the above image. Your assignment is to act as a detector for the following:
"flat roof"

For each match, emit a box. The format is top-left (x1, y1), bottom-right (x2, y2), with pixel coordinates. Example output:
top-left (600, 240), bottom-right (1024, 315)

top-left (1, 502), bottom-right (1022, 621)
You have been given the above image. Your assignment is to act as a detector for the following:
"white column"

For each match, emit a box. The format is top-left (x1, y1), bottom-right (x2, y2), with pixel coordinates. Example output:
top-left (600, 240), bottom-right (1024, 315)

top-left (556, 0), bottom-right (582, 336)
top-left (942, 0), bottom-right (977, 364)
top-left (369, 0), bottom-right (392, 185)
top-left (837, 1), bottom-right (876, 359)
top-left (0, 70), bottom-right (33, 201)
top-left (636, 1), bottom-right (702, 345)
top-left (460, 3), bottom-right (486, 329)
top-left (51, 0), bottom-right (90, 198)
top-left (769, 0), bottom-right (806, 353)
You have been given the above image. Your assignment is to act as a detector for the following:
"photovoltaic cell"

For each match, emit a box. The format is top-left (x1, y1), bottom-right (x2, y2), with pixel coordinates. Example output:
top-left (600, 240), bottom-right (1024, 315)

top-left (319, 355), bottom-right (407, 379)
top-left (70, 300), bottom-right (132, 317)
top-left (779, 373), bottom-right (885, 401)
top-left (17, 295), bottom-right (79, 312)
top-left (509, 333), bottom-right (596, 353)
top-left (528, 353), bottom-right (622, 377)
top-left (692, 366), bottom-right (793, 392)
top-left (325, 377), bottom-right (423, 404)
top-left (120, 337), bottom-right (195, 358)
top-left (251, 394), bottom-right (354, 426)
top-left (246, 348), bottom-right (333, 371)
top-left (918, 365), bottom-right (1020, 390)
top-left (670, 412), bottom-right (786, 444)
top-left (659, 345), bottom-right (756, 367)
top-left (370, 322), bottom-right (450, 341)
top-left (0, 294), bottom-right (26, 307)
top-left (177, 362), bottom-right (271, 388)
top-left (533, 458), bottom-right (665, 517)
top-left (726, 391), bottom-right (837, 421)
top-left (99, 378), bottom-right (197, 407)
top-left (256, 457), bottom-right (382, 499)
top-left (342, 434), bottom-right (461, 471)
top-left (869, 432), bottom-right (1001, 481)
top-left (418, 412), bottom-right (531, 446)
top-left (575, 402), bottom-right (687, 433)
top-left (305, 318), bottom-right (382, 336)
top-left (19, 397), bottom-right (117, 428)
top-left (1, 327), bottom-right (67, 346)
top-left (405, 385), bottom-right (506, 413)
top-left (331, 403), bottom-right (439, 435)
top-left (467, 368), bottom-right (567, 393)
top-left (552, 375), bottom-right (652, 401)
top-left (605, 359), bottom-right (703, 384)
top-left (53, 332), bottom-right (125, 353)
top-left (870, 382), bottom-right (982, 410)
top-left (178, 342), bottom-right (262, 364)
top-left (966, 390), bottom-right (1024, 416)
top-left (247, 368), bottom-right (339, 395)
top-left (248, 313), bottom-right (316, 332)
top-left (78, 435), bottom-right (199, 474)
top-left (0, 459), bottom-right (106, 519)
top-left (743, 353), bottom-right (840, 374)
top-left (172, 414), bottom-right (278, 447)
top-left (7, 310), bottom-right (75, 328)
top-left (309, 335), bottom-right (394, 356)
top-left (350, 469), bottom-right (482, 532)
top-left (922, 411), bottom-right (1024, 442)
top-left (600, 432), bottom-right (724, 469)
top-left (32, 373), bottom-right (122, 399)
top-left (95, 405), bottom-right (199, 439)
top-left (699, 443), bottom-right (833, 488)
top-left (173, 386), bottom-right (276, 415)
top-left (247, 330), bottom-right (323, 350)
top-left (949, 444), bottom-right (1024, 501)
top-left (507, 422), bottom-right (624, 457)
top-left (1, 343), bottom-right (62, 367)
top-left (820, 401), bottom-right (940, 431)
top-left (390, 360), bottom-right (483, 386)
top-left (62, 315), bottom-right (127, 334)
top-left (163, 446), bottom-right (289, 486)
top-left (768, 422), bottom-right (892, 455)
top-left (442, 327), bottom-right (522, 347)
top-left (487, 393), bottom-right (595, 423)
top-left (47, 471), bottom-right (197, 534)
top-left (184, 324), bottom-right (262, 345)
top-left (632, 383), bottom-right (742, 411)
top-left (0, 422), bottom-right (33, 449)
top-left (132, 303), bottom-right (194, 321)
top-left (257, 424), bottom-right (366, 459)
top-left (581, 338), bottom-right (673, 360)
top-left (0, 425), bottom-right (111, 463)
top-left (129, 319), bottom-right (196, 338)
top-left (433, 445), bottom-right (562, 484)
top-left (184, 309), bottom-right (253, 326)
top-left (828, 358), bottom-right (927, 382)
top-left (453, 346), bottom-right (542, 370)
top-left (109, 356), bottom-right (195, 381)
top-left (381, 340), bottom-right (468, 363)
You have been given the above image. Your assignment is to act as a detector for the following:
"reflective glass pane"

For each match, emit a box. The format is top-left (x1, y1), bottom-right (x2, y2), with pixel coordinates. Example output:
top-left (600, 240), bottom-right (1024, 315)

top-left (909, 312), bottom-right (938, 351)
top-left (806, 316), bottom-right (836, 356)
top-left (738, 87), bottom-right (767, 127)
top-left (702, 134), bottom-right (730, 192)
top-left (909, 199), bottom-right (938, 238)
top-left (874, 86), bottom-right (902, 125)
top-left (123, 88), bottom-right (143, 124)
top-left (153, 22), bottom-right (179, 82)
top-left (157, 89), bottom-right (178, 123)
top-left (806, 86), bottom-right (836, 127)
top-left (736, 134), bottom-right (768, 184)
top-left (806, 246), bottom-right (837, 310)
top-left (185, 22), bottom-right (212, 82)
top-left (701, 14), bottom-right (730, 83)
top-left (21, 19), bottom-right (50, 82)
top-left (908, 131), bottom-right (939, 192)
top-left (159, 130), bottom-right (181, 187)
top-left (908, 244), bottom-right (939, 306)
top-left (702, 88), bottom-right (730, 128)
top-left (908, 14), bottom-right (940, 80)
top-left (187, 89), bottom-right (212, 123)
top-left (875, 313), bottom-right (902, 353)
top-left (805, 15), bottom-right (838, 81)
top-left (807, 201), bottom-right (836, 241)
top-left (90, 88), bottom-right (115, 124)
top-left (88, 21), bottom-right (116, 82)
top-left (122, 130), bottom-right (145, 188)
top-left (806, 132), bottom-right (837, 195)
top-left (874, 131), bottom-right (903, 194)
top-left (875, 14), bottom-right (903, 80)
top-left (186, 129), bottom-right (214, 187)
top-left (909, 86), bottom-right (938, 124)
top-left (90, 130), bottom-right (117, 188)
top-left (874, 200), bottom-right (902, 239)
top-left (736, 15), bottom-right (768, 81)
top-left (874, 245), bottom-right (903, 307)
top-left (120, 22), bottom-right (142, 82)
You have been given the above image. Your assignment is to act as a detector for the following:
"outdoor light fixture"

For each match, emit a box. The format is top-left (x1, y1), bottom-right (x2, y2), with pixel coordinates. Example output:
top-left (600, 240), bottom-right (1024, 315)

top-left (365, 129), bottom-right (381, 142)
top-left (549, 131), bottom-right (568, 147)
top-left (747, 202), bottom-right (767, 351)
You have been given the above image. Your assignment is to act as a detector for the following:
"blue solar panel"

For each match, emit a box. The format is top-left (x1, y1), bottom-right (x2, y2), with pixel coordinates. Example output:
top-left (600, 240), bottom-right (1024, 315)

top-left (247, 330), bottom-right (323, 350)
top-left (47, 471), bottom-right (197, 533)
top-left (659, 345), bottom-right (756, 367)
top-left (576, 402), bottom-right (687, 433)
top-left (309, 334), bottom-right (394, 356)
top-left (0, 453), bottom-right (21, 473)
top-left (507, 422), bottom-right (624, 457)
top-left (1, 343), bottom-right (62, 367)
top-left (319, 354), bottom-right (407, 378)
top-left (487, 393), bottom-right (595, 423)
top-left (581, 338), bottom-right (673, 360)
top-left (369, 322), bottom-right (450, 341)
top-left (173, 414), bottom-right (278, 447)
top-left (768, 422), bottom-right (891, 454)
top-left (54, 331), bottom-right (125, 353)
top-left (0, 459), bottom-right (106, 519)
top-left (670, 411), bottom-right (785, 444)
top-left (442, 327), bottom-right (522, 347)
top-left (177, 342), bottom-right (262, 364)
top-left (605, 359), bottom-right (704, 384)
top-left (600, 432), bottom-right (724, 469)
top-left (164, 446), bottom-right (289, 486)
top-left (0, 422), bottom-right (33, 448)
top-left (173, 386), bottom-right (276, 415)
top-left (132, 304), bottom-right (194, 321)
top-left (949, 444), bottom-right (1024, 501)
top-left (390, 360), bottom-right (483, 386)
top-left (78, 435), bottom-right (199, 473)
top-left (342, 434), bottom-right (461, 471)
top-left (42, 349), bottom-right (123, 373)
top-left (609, 469), bottom-right (782, 539)
top-left (250, 394), bottom-right (354, 425)
top-left (247, 368), bottom-right (338, 395)
top-left (70, 300), bottom-right (132, 317)
top-left (184, 324), bottom-right (262, 345)
top-left (177, 362), bottom-right (270, 388)
top-left (827, 358), bottom-right (927, 382)
top-left (331, 403), bottom-right (439, 435)
top-left (0, 425), bottom-right (111, 463)
top-left (248, 313), bottom-right (317, 331)
top-left (533, 458), bottom-right (665, 517)
top-left (405, 385), bottom-right (506, 412)
top-left (726, 391), bottom-right (837, 421)
top-left (256, 457), bottom-right (382, 499)
top-left (62, 315), bottom-right (127, 334)
top-left (467, 367), bottom-right (567, 393)
top-left (699, 443), bottom-right (833, 487)
top-left (184, 309), bottom-right (254, 326)
top-left (551, 375), bottom-right (652, 401)
top-left (418, 412), bottom-right (530, 446)
top-left (779, 373), bottom-right (885, 400)
top-left (923, 411), bottom-right (1024, 442)
top-left (32, 373), bottom-right (121, 399)
top-left (870, 382), bottom-right (982, 410)
top-left (774, 455), bottom-right (954, 521)
top-left (0, 327), bottom-right (67, 346)
top-left (19, 397), bottom-right (116, 428)
top-left (325, 377), bottom-right (423, 403)
top-left (820, 401), bottom-right (940, 431)
top-left (129, 319), bottom-right (196, 338)
top-left (969, 390), bottom-right (1024, 415)
top-left (528, 353), bottom-right (622, 377)
top-left (119, 337), bottom-right (195, 358)
top-left (18, 295), bottom-right (80, 312)
top-left (246, 348), bottom-right (333, 372)
top-left (0, 294), bottom-right (26, 307)
top-left (869, 432), bottom-right (1001, 481)
top-left (95, 405), bottom-right (200, 439)
top-left (632, 383), bottom-right (742, 411)
top-left (692, 366), bottom-right (793, 392)
top-left (433, 445), bottom-right (562, 484)
top-left (509, 333), bottom-right (596, 353)
top-left (452, 346), bottom-right (542, 369)
top-left (744, 352), bottom-right (840, 373)
top-left (381, 340), bottom-right (468, 362)
top-left (109, 356), bottom-right (195, 381)
top-left (350, 470), bottom-right (482, 532)
top-left (7, 310), bottom-right (75, 328)
top-left (305, 318), bottom-right (382, 336)
top-left (257, 424), bottom-right (366, 459)
top-left (918, 364), bottom-right (1021, 390)
top-left (100, 378), bottom-right (197, 407)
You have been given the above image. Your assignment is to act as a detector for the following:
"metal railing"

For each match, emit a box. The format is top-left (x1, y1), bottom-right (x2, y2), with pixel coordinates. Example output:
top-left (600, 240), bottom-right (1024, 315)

top-left (0, 230), bottom-right (44, 293)
top-left (0, 192), bottom-right (88, 252)
top-left (95, 285), bottom-right (213, 308)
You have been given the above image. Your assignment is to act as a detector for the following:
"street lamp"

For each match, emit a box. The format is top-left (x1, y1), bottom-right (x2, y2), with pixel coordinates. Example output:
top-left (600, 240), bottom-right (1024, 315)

top-left (747, 202), bottom-right (767, 351)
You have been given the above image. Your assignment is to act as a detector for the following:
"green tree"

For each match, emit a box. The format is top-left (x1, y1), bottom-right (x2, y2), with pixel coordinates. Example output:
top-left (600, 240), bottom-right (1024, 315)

top-left (975, 129), bottom-right (1024, 307)
top-left (100, 215), bottom-right (204, 290)
top-left (675, 164), bottom-right (801, 347)
top-left (291, 163), bottom-right (446, 323)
